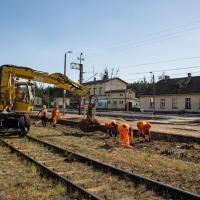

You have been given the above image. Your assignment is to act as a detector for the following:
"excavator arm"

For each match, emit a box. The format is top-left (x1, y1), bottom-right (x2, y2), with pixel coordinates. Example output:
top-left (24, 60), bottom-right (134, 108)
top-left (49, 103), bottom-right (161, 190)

top-left (0, 64), bottom-right (94, 135)
top-left (0, 64), bottom-right (90, 112)
top-left (0, 65), bottom-right (89, 104)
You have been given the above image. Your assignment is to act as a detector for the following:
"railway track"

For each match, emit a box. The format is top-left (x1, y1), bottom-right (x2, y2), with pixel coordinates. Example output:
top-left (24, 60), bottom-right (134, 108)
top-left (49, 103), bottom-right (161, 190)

top-left (0, 135), bottom-right (200, 200)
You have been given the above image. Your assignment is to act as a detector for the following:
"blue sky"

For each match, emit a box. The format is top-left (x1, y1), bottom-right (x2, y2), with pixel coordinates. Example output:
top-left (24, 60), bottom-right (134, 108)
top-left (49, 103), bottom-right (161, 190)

top-left (1, 0), bottom-right (200, 83)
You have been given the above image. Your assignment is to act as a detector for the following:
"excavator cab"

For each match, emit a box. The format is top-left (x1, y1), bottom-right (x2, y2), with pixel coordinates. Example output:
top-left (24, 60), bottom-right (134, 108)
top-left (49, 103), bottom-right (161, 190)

top-left (13, 82), bottom-right (35, 111)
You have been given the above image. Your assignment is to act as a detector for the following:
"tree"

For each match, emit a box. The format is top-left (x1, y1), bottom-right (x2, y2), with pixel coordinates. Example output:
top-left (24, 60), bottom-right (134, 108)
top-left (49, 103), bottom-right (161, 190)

top-left (128, 81), bottom-right (151, 98)
top-left (42, 94), bottom-right (50, 106)
top-left (158, 72), bottom-right (165, 81)
top-left (102, 67), bottom-right (109, 80)
top-left (35, 84), bottom-right (43, 97)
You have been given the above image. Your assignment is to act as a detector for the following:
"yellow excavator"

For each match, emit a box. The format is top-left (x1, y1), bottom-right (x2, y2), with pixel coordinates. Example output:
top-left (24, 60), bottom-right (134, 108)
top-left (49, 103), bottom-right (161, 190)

top-left (0, 64), bottom-right (97, 135)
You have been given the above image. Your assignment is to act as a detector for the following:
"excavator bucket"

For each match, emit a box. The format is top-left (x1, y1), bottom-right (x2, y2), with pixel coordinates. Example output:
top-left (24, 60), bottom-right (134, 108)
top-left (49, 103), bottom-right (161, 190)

top-left (79, 95), bottom-right (104, 132)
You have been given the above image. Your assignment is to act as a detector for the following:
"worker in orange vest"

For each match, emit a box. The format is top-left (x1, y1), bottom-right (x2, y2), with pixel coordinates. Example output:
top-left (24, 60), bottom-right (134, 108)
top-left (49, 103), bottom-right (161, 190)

top-left (105, 120), bottom-right (115, 137)
top-left (105, 120), bottom-right (119, 144)
top-left (52, 105), bottom-right (59, 127)
top-left (38, 105), bottom-right (48, 126)
top-left (137, 121), bottom-right (151, 142)
top-left (143, 123), bottom-right (151, 142)
top-left (118, 122), bottom-right (130, 148)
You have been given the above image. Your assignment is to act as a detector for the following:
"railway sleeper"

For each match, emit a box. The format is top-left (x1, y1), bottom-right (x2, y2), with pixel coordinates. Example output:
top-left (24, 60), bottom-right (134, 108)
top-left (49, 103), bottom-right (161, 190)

top-left (26, 135), bottom-right (200, 200)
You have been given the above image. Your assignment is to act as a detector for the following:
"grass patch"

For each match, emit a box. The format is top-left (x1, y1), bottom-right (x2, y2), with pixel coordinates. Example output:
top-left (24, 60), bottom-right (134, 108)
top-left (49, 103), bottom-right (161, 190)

top-left (30, 125), bottom-right (200, 195)
top-left (0, 144), bottom-right (70, 200)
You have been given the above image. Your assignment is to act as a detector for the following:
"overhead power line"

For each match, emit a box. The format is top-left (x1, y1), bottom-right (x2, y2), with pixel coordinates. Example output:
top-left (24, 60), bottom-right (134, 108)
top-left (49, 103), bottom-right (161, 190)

top-left (163, 70), bottom-right (200, 78)
top-left (102, 20), bottom-right (200, 49)
top-left (120, 65), bottom-right (200, 76)
top-left (87, 63), bottom-right (200, 82)
top-left (107, 26), bottom-right (200, 51)
top-left (117, 56), bottom-right (200, 69)
top-left (124, 70), bottom-right (200, 82)
top-left (86, 20), bottom-right (200, 54)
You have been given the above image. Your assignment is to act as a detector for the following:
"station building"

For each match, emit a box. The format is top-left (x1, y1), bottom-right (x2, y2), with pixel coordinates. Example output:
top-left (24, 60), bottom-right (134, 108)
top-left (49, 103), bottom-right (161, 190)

top-left (140, 73), bottom-right (200, 113)
top-left (83, 78), bottom-right (138, 111)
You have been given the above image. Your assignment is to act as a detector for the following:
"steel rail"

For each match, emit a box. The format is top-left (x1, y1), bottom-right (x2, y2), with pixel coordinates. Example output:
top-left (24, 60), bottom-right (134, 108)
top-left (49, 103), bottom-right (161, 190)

top-left (0, 138), bottom-right (102, 200)
top-left (26, 135), bottom-right (200, 200)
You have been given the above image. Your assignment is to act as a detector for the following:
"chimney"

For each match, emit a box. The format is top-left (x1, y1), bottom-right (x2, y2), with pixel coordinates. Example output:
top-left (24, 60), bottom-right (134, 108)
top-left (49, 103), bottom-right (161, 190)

top-left (188, 73), bottom-right (191, 77)
top-left (164, 75), bottom-right (170, 80)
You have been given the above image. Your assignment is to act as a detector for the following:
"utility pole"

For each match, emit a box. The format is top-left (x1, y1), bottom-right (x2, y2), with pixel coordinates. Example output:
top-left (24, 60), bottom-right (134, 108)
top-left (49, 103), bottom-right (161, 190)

top-left (78, 52), bottom-right (84, 115)
top-left (150, 72), bottom-right (155, 115)
top-left (48, 86), bottom-right (50, 109)
top-left (125, 90), bottom-right (127, 111)
top-left (63, 50), bottom-right (72, 114)
top-left (78, 52), bottom-right (84, 84)
top-left (71, 52), bottom-right (84, 115)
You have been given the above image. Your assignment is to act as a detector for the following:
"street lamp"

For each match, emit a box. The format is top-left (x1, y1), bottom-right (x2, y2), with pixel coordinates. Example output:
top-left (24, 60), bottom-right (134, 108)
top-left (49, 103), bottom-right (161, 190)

top-left (63, 50), bottom-right (73, 114)
top-left (150, 72), bottom-right (155, 115)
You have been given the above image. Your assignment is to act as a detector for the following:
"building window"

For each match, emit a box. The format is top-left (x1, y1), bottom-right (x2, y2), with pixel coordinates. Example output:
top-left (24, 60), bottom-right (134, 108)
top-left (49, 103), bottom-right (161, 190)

top-left (160, 99), bottom-right (165, 109)
top-left (107, 100), bottom-right (111, 104)
top-left (113, 101), bottom-right (117, 105)
top-left (37, 98), bottom-right (40, 105)
top-left (93, 88), bottom-right (96, 95)
top-left (149, 98), bottom-right (154, 109)
top-left (99, 87), bottom-right (102, 95)
top-left (98, 103), bottom-right (102, 106)
top-left (199, 98), bottom-right (200, 109)
top-left (119, 101), bottom-right (123, 104)
top-left (185, 98), bottom-right (191, 109)
top-left (107, 93), bottom-right (110, 97)
top-left (172, 98), bottom-right (177, 109)
top-left (120, 93), bottom-right (123, 96)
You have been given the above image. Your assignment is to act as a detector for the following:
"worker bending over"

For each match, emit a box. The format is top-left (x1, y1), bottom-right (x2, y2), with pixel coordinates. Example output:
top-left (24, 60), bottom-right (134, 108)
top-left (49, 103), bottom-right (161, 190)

top-left (105, 120), bottom-right (118, 144)
top-left (137, 121), bottom-right (151, 142)
top-left (110, 121), bottom-right (118, 144)
top-left (105, 120), bottom-right (115, 137)
top-left (52, 106), bottom-right (60, 127)
top-left (118, 122), bottom-right (130, 148)
top-left (38, 105), bottom-right (48, 126)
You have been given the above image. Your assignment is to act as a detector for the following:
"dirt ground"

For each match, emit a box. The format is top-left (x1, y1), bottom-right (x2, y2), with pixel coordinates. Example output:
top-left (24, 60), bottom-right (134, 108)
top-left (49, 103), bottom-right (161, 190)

top-left (32, 111), bottom-right (200, 138)
top-left (29, 123), bottom-right (200, 195)
top-left (0, 143), bottom-right (75, 200)
top-left (62, 128), bottom-right (200, 164)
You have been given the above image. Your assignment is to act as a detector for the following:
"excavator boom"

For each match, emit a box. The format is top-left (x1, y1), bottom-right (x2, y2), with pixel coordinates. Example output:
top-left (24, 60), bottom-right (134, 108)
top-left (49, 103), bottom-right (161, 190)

top-left (0, 65), bottom-right (88, 104)
top-left (0, 64), bottom-right (90, 135)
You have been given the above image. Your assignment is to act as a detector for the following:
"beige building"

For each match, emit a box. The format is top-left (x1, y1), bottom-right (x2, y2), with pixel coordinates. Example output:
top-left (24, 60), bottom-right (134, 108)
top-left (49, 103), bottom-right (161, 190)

top-left (34, 96), bottom-right (42, 107)
top-left (140, 74), bottom-right (200, 113)
top-left (83, 78), bottom-right (137, 110)
top-left (51, 97), bottom-right (70, 108)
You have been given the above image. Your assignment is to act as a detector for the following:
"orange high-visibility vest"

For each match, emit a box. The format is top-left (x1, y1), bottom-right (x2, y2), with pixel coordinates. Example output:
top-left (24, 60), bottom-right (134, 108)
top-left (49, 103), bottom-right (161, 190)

top-left (137, 121), bottom-right (146, 129)
top-left (105, 120), bottom-right (113, 128)
top-left (143, 123), bottom-right (151, 131)
top-left (52, 108), bottom-right (59, 118)
top-left (118, 123), bottom-right (130, 147)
